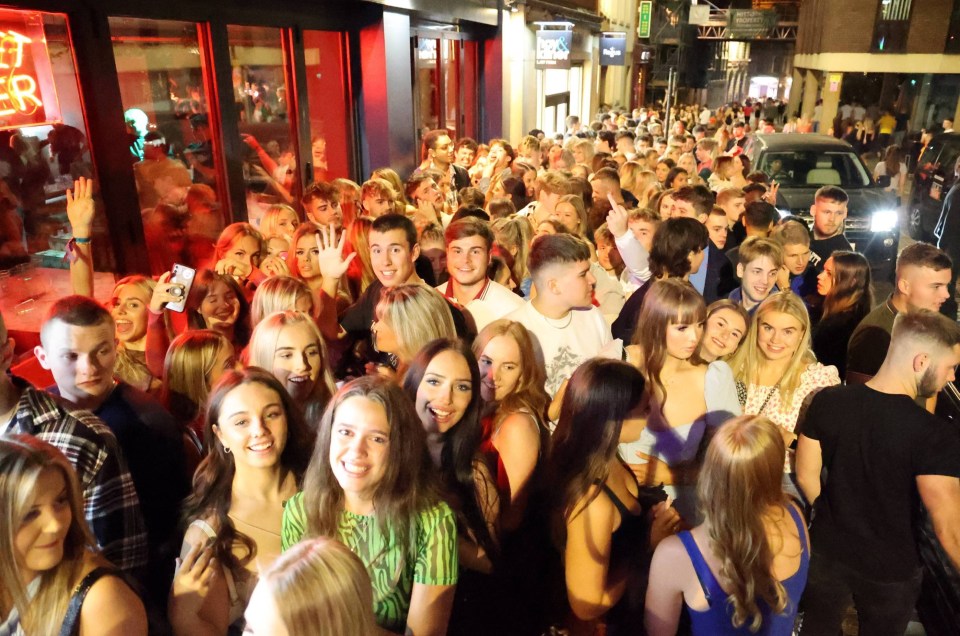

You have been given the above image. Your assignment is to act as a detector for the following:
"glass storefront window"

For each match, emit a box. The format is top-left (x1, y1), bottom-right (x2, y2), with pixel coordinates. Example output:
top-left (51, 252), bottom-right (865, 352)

top-left (227, 25), bottom-right (300, 227)
top-left (303, 30), bottom-right (352, 182)
top-left (441, 39), bottom-right (459, 138)
top-left (109, 17), bottom-right (224, 275)
top-left (415, 37), bottom-right (441, 143)
top-left (0, 9), bottom-right (118, 331)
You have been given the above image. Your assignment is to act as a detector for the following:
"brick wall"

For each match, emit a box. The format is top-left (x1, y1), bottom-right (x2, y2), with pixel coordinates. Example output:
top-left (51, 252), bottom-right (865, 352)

top-left (908, 0), bottom-right (952, 53)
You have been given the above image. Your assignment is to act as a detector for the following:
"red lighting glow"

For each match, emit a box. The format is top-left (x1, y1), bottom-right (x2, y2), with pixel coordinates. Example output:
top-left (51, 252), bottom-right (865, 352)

top-left (0, 29), bottom-right (44, 117)
top-left (0, 10), bottom-right (60, 130)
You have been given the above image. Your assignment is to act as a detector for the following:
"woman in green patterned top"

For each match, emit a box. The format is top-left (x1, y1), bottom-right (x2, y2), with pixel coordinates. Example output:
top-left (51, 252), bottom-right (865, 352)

top-left (281, 377), bottom-right (458, 635)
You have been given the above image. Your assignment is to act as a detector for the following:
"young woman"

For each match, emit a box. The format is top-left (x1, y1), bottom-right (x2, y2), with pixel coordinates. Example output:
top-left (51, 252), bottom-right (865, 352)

top-left (645, 415), bottom-right (809, 636)
top-left (371, 284), bottom-right (457, 377)
top-left (709, 156), bottom-right (747, 193)
top-left (621, 279), bottom-right (742, 524)
top-left (286, 221), bottom-right (353, 312)
top-left (552, 194), bottom-right (591, 238)
top-left (259, 204), bottom-right (300, 243)
top-left (249, 310), bottom-right (336, 427)
top-left (281, 377), bottom-right (459, 636)
top-left (594, 224), bottom-right (627, 284)
top-left (212, 222), bottom-right (287, 294)
top-left (655, 159), bottom-right (676, 186)
top-left (371, 167), bottom-right (409, 215)
top-left (160, 328), bottom-right (235, 441)
top-left (250, 275), bottom-right (314, 326)
top-left (146, 269), bottom-right (251, 379)
top-left (343, 215), bottom-right (376, 299)
top-left (491, 216), bottom-right (534, 297)
top-left (548, 359), bottom-right (680, 636)
top-left (169, 368), bottom-right (314, 635)
top-left (727, 292), bottom-right (840, 467)
top-left (697, 300), bottom-right (750, 363)
top-left (243, 537), bottom-right (376, 636)
top-left (812, 251), bottom-right (873, 379)
top-left (109, 275), bottom-right (159, 393)
top-left (0, 435), bottom-right (147, 635)
top-left (873, 144), bottom-right (908, 204)
top-left (402, 340), bottom-right (504, 634)
top-left (665, 167), bottom-right (690, 190)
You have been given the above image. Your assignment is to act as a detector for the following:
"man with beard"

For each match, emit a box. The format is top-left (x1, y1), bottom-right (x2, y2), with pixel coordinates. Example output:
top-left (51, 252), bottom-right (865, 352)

top-left (796, 309), bottom-right (960, 636)
top-left (846, 242), bottom-right (952, 384)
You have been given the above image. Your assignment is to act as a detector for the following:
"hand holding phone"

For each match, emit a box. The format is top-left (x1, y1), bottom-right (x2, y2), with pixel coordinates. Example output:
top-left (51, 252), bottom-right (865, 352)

top-left (165, 263), bottom-right (196, 313)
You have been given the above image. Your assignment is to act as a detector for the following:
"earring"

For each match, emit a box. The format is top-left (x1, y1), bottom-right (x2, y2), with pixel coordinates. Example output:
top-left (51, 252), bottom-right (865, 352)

top-left (223, 445), bottom-right (232, 454)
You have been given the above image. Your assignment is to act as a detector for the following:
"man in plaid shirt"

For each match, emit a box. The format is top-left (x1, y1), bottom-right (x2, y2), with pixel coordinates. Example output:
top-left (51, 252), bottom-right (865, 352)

top-left (0, 310), bottom-right (147, 573)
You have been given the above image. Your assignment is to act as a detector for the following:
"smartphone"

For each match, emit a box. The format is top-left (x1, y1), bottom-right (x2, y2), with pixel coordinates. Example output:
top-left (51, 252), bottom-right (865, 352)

top-left (166, 263), bottom-right (196, 313)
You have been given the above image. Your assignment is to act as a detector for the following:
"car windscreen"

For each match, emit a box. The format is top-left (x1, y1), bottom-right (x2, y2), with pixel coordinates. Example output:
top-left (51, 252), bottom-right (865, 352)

top-left (756, 150), bottom-right (871, 188)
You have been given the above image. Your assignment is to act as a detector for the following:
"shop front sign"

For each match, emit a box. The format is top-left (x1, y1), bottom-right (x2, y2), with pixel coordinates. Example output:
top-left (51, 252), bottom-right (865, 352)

top-left (0, 11), bottom-right (59, 130)
top-left (536, 29), bottom-right (573, 69)
top-left (599, 32), bottom-right (626, 66)
top-left (638, 1), bottom-right (652, 38)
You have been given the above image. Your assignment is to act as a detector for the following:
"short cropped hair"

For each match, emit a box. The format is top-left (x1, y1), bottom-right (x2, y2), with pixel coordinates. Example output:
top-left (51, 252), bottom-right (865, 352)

top-left (815, 185), bottom-right (849, 205)
top-left (743, 202), bottom-right (779, 231)
top-left (891, 309), bottom-right (960, 352)
top-left (41, 296), bottom-right (113, 345)
top-left (537, 171), bottom-right (574, 196)
top-left (591, 167), bottom-right (620, 186)
top-left (629, 208), bottom-right (661, 224)
top-left (487, 197), bottom-right (516, 219)
top-left (649, 217), bottom-right (709, 279)
top-left (896, 241), bottom-right (953, 278)
top-left (371, 214), bottom-right (417, 250)
top-left (302, 181), bottom-right (340, 206)
top-left (445, 217), bottom-right (494, 250)
top-left (737, 237), bottom-right (784, 268)
top-left (420, 129), bottom-right (451, 162)
top-left (716, 188), bottom-right (745, 206)
top-left (528, 234), bottom-right (591, 277)
top-left (455, 137), bottom-right (479, 154)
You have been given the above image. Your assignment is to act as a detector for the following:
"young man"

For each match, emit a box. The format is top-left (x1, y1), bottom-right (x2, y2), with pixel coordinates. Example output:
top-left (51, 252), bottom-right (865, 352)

top-left (725, 201), bottom-right (778, 269)
top-left (695, 138), bottom-right (717, 180)
top-left (615, 130), bottom-right (637, 160)
top-left (415, 129), bottom-right (471, 192)
top-left (772, 218), bottom-right (818, 300)
top-left (437, 217), bottom-right (523, 330)
top-left (670, 185), bottom-right (737, 304)
top-left (302, 181), bottom-right (343, 231)
top-left (0, 309), bottom-right (147, 574)
top-left (318, 214), bottom-right (470, 349)
top-left (716, 187), bottom-right (747, 250)
top-left (728, 237), bottom-right (783, 314)
top-left (590, 167), bottom-right (638, 208)
top-left (517, 170), bottom-right (572, 226)
top-left (35, 296), bottom-right (189, 607)
top-left (809, 185), bottom-right (852, 269)
top-left (705, 206), bottom-right (730, 250)
top-left (454, 137), bottom-right (479, 168)
top-left (847, 242), bottom-right (953, 382)
top-left (516, 135), bottom-right (543, 171)
top-left (506, 234), bottom-right (611, 398)
top-left (797, 310), bottom-right (960, 636)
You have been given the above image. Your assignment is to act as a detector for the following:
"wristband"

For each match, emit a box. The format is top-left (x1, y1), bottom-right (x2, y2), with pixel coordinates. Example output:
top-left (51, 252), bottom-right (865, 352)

top-left (74, 236), bottom-right (91, 244)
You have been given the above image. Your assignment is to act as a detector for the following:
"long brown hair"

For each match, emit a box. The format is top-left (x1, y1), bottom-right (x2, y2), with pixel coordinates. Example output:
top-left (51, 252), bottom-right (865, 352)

top-left (821, 251), bottom-right (873, 320)
top-left (182, 368), bottom-right (314, 576)
top-left (632, 279), bottom-right (706, 410)
top-left (697, 415), bottom-right (792, 631)
top-left (302, 377), bottom-right (440, 561)
top-left (472, 319), bottom-right (550, 423)
top-left (0, 435), bottom-right (97, 635)
top-left (883, 144), bottom-right (903, 180)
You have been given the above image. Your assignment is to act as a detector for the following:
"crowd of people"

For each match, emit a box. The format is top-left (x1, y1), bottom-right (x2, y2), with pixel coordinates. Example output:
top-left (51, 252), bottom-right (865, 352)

top-left (2, 104), bottom-right (960, 636)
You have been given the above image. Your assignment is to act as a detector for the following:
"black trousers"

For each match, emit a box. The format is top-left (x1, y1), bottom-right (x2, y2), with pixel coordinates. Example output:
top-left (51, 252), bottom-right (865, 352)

top-left (799, 550), bottom-right (922, 636)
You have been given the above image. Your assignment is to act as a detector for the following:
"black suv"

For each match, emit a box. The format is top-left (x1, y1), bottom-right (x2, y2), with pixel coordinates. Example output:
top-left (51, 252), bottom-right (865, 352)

top-left (908, 131), bottom-right (960, 242)
top-left (743, 133), bottom-right (900, 276)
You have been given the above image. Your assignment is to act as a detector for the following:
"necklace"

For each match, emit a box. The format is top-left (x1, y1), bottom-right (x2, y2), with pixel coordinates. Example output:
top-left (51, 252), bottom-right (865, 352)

top-left (229, 513), bottom-right (280, 537)
top-left (538, 309), bottom-right (574, 329)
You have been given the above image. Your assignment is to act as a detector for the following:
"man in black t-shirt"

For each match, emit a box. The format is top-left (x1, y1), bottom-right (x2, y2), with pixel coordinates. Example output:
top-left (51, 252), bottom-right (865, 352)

top-left (796, 310), bottom-right (960, 636)
top-left (808, 185), bottom-right (853, 271)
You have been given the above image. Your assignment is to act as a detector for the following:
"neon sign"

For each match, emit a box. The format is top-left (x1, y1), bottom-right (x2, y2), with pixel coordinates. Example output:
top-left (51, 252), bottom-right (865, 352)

top-left (0, 29), bottom-right (43, 118)
top-left (0, 10), bottom-right (60, 131)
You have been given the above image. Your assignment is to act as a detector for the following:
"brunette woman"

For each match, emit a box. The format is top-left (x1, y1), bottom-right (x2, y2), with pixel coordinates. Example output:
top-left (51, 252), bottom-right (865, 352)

top-left (169, 368), bottom-right (314, 635)
top-left (697, 299), bottom-right (750, 363)
top-left (548, 359), bottom-right (680, 636)
top-left (645, 416), bottom-right (809, 635)
top-left (812, 252), bottom-right (873, 378)
top-left (281, 377), bottom-right (459, 636)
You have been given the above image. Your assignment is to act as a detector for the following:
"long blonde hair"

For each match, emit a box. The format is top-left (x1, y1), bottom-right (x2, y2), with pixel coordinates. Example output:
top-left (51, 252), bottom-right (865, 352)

top-left (491, 216), bottom-right (533, 283)
top-left (261, 537), bottom-right (376, 636)
top-left (697, 415), bottom-right (791, 631)
top-left (727, 292), bottom-right (816, 411)
top-left (161, 330), bottom-right (232, 428)
top-left (248, 311), bottom-right (336, 423)
top-left (375, 285), bottom-right (456, 363)
top-left (260, 204), bottom-right (300, 241)
top-left (111, 275), bottom-right (156, 391)
top-left (250, 276), bottom-right (314, 326)
top-left (0, 435), bottom-right (97, 636)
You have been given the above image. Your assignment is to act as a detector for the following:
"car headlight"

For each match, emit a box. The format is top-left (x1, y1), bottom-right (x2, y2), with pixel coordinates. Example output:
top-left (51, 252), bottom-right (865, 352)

top-left (871, 210), bottom-right (898, 232)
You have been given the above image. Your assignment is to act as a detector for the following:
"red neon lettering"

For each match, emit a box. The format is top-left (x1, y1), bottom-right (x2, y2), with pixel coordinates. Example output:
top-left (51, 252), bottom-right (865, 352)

top-left (0, 29), bottom-right (42, 117)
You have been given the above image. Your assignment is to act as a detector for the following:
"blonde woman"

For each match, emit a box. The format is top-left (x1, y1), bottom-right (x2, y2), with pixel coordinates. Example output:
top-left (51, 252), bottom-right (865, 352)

top-left (697, 300), bottom-right (749, 363)
top-left (243, 538), bottom-right (376, 636)
top-left (620, 161), bottom-right (643, 196)
top-left (259, 204), bottom-right (300, 243)
top-left (371, 284), bottom-right (457, 376)
top-left (646, 416), bottom-right (809, 635)
top-left (250, 275), bottom-right (314, 326)
top-left (633, 170), bottom-right (661, 209)
top-left (0, 435), bottom-right (147, 635)
top-left (248, 310), bottom-right (336, 426)
top-left (727, 292), bottom-right (840, 466)
top-left (110, 275), bottom-right (160, 393)
top-left (491, 216), bottom-right (534, 297)
top-left (286, 221), bottom-right (351, 311)
top-left (160, 329), bottom-right (235, 441)
top-left (553, 194), bottom-right (591, 238)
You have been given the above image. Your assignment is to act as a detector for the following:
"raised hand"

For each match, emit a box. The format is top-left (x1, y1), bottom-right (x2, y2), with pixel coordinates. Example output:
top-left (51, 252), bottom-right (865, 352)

top-left (315, 223), bottom-right (355, 280)
top-left (606, 195), bottom-right (630, 238)
top-left (260, 254), bottom-right (290, 278)
top-left (214, 257), bottom-right (252, 280)
top-left (66, 176), bottom-right (95, 239)
top-left (764, 181), bottom-right (780, 205)
top-left (170, 542), bottom-right (218, 618)
top-left (150, 271), bottom-right (185, 314)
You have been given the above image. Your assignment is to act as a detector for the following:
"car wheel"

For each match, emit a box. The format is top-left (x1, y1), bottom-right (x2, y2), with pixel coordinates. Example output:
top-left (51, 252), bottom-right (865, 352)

top-left (908, 207), bottom-right (925, 240)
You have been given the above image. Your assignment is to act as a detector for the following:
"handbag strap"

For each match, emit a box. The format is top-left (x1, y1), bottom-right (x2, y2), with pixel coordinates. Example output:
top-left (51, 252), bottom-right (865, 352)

top-left (58, 567), bottom-right (118, 636)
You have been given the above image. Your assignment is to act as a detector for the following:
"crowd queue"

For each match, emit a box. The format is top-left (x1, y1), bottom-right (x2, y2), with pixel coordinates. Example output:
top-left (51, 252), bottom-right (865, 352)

top-left (2, 104), bottom-right (960, 636)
